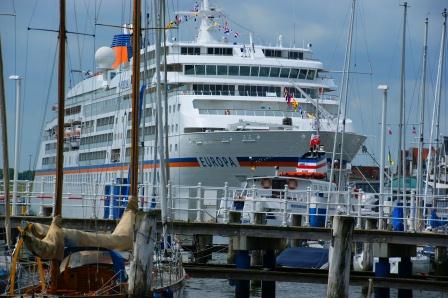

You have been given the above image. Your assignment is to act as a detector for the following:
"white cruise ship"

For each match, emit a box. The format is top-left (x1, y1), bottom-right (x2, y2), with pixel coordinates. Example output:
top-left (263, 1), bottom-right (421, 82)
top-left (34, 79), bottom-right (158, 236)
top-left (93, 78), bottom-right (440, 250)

top-left (33, 0), bottom-right (365, 197)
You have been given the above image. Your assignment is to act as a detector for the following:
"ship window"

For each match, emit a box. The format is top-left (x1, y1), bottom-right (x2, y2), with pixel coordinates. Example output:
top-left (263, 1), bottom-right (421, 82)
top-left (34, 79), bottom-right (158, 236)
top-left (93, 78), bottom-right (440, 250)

top-left (206, 65), bottom-right (217, 75)
top-left (217, 65), bottom-right (228, 75)
top-left (164, 64), bottom-right (182, 72)
top-left (269, 67), bottom-right (280, 77)
top-left (181, 46), bottom-right (200, 55)
top-left (240, 66), bottom-right (250, 76)
top-left (207, 47), bottom-right (213, 55)
top-left (228, 65), bottom-right (239, 76)
top-left (280, 68), bottom-right (290, 78)
top-left (299, 69), bottom-right (307, 79)
top-left (259, 67), bottom-right (270, 77)
top-left (263, 49), bottom-right (282, 58)
top-left (195, 65), bottom-right (205, 75)
top-left (65, 105), bottom-right (81, 116)
top-left (307, 69), bottom-right (316, 80)
top-left (185, 65), bottom-right (194, 75)
top-left (250, 66), bottom-right (259, 77)
top-left (289, 68), bottom-right (299, 79)
top-left (288, 51), bottom-right (303, 60)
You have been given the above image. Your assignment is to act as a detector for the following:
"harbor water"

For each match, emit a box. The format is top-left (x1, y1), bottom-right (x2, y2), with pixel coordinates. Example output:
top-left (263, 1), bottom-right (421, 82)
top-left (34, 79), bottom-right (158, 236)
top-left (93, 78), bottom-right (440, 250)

top-left (185, 278), bottom-right (446, 298)
top-left (183, 252), bottom-right (446, 298)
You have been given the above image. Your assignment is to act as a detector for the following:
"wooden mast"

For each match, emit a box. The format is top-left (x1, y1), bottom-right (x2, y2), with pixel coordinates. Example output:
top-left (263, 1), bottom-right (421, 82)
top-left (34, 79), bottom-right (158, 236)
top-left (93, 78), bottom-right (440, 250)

top-left (130, 0), bottom-right (141, 204)
top-left (49, 0), bottom-right (66, 290)
top-left (0, 36), bottom-right (11, 247)
top-left (54, 0), bottom-right (66, 219)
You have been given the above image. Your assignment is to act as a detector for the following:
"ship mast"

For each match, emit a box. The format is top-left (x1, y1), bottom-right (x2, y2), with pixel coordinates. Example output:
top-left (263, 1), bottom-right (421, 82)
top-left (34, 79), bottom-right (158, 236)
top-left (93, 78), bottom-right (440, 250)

top-left (50, 0), bottom-right (66, 290)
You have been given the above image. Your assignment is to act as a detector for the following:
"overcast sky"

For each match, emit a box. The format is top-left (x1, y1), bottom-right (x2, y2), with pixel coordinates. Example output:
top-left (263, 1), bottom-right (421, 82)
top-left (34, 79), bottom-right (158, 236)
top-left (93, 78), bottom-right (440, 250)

top-left (0, 0), bottom-right (447, 170)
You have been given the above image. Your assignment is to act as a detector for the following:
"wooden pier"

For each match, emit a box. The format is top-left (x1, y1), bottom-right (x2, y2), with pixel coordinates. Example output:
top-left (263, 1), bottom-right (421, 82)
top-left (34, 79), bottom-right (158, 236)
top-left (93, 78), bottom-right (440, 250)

top-left (2, 214), bottom-right (448, 298)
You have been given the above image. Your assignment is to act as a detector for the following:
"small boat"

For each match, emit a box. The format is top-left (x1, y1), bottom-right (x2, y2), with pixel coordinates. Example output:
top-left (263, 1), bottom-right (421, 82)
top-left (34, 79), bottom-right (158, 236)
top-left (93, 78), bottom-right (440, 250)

top-left (221, 136), bottom-right (338, 227)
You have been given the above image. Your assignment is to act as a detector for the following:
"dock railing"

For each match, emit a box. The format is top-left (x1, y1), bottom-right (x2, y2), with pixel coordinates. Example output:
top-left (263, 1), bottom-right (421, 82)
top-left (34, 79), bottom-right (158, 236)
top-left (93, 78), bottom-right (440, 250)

top-left (0, 180), bottom-right (447, 233)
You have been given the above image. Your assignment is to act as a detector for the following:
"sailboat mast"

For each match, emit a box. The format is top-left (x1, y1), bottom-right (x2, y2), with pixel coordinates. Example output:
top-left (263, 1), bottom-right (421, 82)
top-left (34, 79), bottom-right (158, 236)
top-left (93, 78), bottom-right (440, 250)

top-left (434, 9), bottom-right (447, 197)
top-left (54, 0), bottom-right (66, 217)
top-left (417, 18), bottom-right (428, 196)
top-left (162, 0), bottom-right (170, 184)
top-left (336, 0), bottom-right (356, 190)
top-left (154, 0), bottom-right (168, 245)
top-left (397, 2), bottom-right (407, 198)
top-left (130, 0), bottom-right (142, 200)
top-left (49, 0), bottom-right (66, 290)
top-left (0, 36), bottom-right (11, 247)
top-left (424, 9), bottom-right (447, 212)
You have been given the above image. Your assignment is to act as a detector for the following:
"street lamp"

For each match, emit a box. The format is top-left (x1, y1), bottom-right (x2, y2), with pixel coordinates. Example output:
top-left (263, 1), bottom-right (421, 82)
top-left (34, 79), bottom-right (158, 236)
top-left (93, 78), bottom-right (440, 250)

top-left (9, 75), bottom-right (23, 216)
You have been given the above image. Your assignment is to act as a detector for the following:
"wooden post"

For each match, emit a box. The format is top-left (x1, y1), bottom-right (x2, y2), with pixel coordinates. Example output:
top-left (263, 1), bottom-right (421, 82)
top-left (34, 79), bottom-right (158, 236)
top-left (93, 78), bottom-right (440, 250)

top-left (193, 234), bottom-right (213, 264)
top-left (326, 216), bottom-right (355, 298)
top-left (435, 246), bottom-right (448, 277)
top-left (361, 218), bottom-right (375, 298)
top-left (227, 211), bottom-right (241, 265)
top-left (291, 214), bottom-right (302, 247)
top-left (128, 211), bottom-right (157, 297)
top-left (261, 250), bottom-right (276, 298)
top-left (250, 212), bottom-right (265, 289)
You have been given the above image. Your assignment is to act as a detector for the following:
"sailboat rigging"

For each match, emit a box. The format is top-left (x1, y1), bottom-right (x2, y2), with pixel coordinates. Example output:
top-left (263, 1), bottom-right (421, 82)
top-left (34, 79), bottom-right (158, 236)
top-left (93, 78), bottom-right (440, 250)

top-left (6, 0), bottom-right (185, 296)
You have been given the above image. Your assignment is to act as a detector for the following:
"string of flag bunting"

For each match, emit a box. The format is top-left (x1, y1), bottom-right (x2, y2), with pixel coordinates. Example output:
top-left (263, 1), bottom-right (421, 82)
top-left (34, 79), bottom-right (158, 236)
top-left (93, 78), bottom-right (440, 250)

top-left (166, 2), bottom-right (240, 39)
top-left (284, 89), bottom-right (300, 112)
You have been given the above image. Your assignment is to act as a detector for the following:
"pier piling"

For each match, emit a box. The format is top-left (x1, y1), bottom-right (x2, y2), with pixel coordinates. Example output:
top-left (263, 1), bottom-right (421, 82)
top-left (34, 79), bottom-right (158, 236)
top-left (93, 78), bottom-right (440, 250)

top-left (326, 216), bottom-right (355, 298)
top-left (361, 219), bottom-right (375, 298)
top-left (435, 246), bottom-right (448, 276)
top-left (261, 250), bottom-right (276, 298)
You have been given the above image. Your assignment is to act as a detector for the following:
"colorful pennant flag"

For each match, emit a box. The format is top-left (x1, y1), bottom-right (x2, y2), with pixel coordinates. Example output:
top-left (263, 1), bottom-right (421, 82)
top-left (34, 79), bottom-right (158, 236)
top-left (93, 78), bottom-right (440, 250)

top-left (388, 148), bottom-right (395, 166)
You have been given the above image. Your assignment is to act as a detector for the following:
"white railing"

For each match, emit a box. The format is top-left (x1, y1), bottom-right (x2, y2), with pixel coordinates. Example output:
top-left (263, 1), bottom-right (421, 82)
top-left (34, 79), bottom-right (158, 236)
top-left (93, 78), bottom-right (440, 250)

top-left (0, 180), bottom-right (447, 233)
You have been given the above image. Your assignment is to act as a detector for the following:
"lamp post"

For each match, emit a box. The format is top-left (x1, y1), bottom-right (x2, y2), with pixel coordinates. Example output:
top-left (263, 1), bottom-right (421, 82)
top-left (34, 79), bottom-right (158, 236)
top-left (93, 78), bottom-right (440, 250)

top-left (9, 75), bottom-right (22, 216)
top-left (378, 84), bottom-right (388, 230)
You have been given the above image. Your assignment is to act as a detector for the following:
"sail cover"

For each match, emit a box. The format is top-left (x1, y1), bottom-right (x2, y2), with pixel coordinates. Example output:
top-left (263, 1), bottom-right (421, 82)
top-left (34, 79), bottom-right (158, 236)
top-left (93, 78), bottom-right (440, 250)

top-left (22, 196), bottom-right (138, 260)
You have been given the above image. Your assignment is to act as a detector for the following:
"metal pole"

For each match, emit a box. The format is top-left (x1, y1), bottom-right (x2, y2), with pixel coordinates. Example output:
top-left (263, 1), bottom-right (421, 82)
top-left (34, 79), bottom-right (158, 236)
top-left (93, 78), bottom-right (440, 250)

top-left (0, 35), bottom-right (11, 247)
top-left (9, 75), bottom-right (22, 216)
top-left (337, 0), bottom-right (356, 191)
top-left (434, 9), bottom-right (447, 199)
top-left (378, 85), bottom-right (388, 230)
top-left (326, 0), bottom-right (356, 227)
top-left (417, 18), bottom-right (428, 197)
top-left (154, 0), bottom-right (168, 247)
top-left (397, 2), bottom-right (408, 202)
top-left (162, 0), bottom-right (170, 183)
top-left (424, 9), bottom-right (447, 216)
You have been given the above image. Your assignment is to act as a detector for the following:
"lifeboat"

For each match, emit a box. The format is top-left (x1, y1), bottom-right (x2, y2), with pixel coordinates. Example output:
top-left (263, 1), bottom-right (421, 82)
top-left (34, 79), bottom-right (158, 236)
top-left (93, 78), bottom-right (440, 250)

top-left (279, 171), bottom-right (326, 179)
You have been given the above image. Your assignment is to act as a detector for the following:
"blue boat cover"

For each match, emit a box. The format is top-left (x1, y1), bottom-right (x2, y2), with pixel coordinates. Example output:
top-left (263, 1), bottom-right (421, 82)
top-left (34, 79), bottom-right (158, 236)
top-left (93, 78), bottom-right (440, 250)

top-left (276, 247), bottom-right (328, 268)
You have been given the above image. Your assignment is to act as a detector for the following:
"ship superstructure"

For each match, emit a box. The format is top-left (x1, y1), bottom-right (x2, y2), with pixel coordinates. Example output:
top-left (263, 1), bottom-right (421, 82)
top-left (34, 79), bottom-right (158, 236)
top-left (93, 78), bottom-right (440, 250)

top-left (34, 1), bottom-right (365, 199)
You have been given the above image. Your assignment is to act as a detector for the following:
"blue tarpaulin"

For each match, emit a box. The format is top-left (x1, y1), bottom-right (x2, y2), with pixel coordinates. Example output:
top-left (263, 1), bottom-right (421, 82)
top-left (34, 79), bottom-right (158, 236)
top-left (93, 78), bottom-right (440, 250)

top-left (277, 247), bottom-right (328, 269)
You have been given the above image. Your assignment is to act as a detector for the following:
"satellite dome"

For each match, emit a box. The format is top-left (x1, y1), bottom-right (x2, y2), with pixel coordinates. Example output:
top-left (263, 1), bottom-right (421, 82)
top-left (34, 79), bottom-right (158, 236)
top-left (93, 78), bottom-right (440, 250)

top-left (95, 47), bottom-right (115, 70)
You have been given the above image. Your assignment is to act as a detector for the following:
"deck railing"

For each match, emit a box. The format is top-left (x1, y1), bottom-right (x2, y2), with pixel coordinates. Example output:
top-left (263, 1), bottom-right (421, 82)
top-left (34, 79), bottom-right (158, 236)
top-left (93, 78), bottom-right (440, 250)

top-left (0, 180), bottom-right (447, 233)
